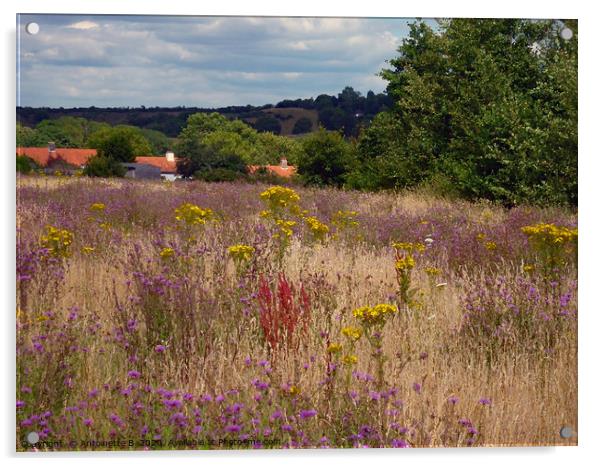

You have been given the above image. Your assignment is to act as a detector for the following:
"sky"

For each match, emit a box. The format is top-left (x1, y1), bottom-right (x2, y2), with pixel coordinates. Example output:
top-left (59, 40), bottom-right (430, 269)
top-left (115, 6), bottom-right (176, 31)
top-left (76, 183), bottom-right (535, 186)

top-left (16, 14), bottom-right (427, 108)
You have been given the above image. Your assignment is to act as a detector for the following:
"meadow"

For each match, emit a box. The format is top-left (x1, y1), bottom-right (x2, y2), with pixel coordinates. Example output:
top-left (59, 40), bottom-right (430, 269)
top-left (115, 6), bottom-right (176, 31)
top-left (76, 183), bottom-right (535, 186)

top-left (16, 176), bottom-right (578, 450)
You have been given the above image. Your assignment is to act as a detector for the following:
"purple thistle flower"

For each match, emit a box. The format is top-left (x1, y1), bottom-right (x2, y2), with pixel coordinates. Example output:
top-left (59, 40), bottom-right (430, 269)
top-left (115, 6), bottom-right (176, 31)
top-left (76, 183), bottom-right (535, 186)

top-left (459, 418), bottom-right (472, 427)
top-left (391, 439), bottom-right (410, 448)
top-left (479, 397), bottom-right (492, 406)
top-left (412, 382), bottom-right (422, 394)
top-left (127, 370), bottom-right (141, 379)
top-left (83, 418), bottom-right (93, 427)
top-left (225, 424), bottom-right (242, 433)
top-left (448, 395), bottom-right (459, 405)
top-left (154, 344), bottom-right (166, 353)
top-left (299, 409), bottom-right (317, 420)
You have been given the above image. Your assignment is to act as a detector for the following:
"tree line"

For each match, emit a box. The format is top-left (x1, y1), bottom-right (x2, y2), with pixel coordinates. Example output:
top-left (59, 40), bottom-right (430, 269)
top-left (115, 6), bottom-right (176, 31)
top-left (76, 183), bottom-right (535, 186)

top-left (16, 87), bottom-right (392, 138)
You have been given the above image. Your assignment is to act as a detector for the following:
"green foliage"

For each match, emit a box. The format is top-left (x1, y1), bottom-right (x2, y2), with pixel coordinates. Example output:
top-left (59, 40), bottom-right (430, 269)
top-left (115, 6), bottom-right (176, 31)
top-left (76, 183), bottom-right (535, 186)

top-left (17, 123), bottom-right (47, 147)
top-left (297, 128), bottom-right (356, 187)
top-left (176, 112), bottom-right (303, 173)
top-left (253, 115), bottom-right (282, 134)
top-left (88, 125), bottom-right (152, 156)
top-left (292, 117), bottom-right (313, 134)
top-left (96, 131), bottom-right (136, 163)
top-left (83, 156), bottom-right (126, 177)
top-left (35, 117), bottom-right (109, 147)
top-left (16, 155), bottom-right (37, 173)
top-left (176, 135), bottom-right (248, 178)
top-left (363, 19), bottom-right (577, 206)
top-left (140, 128), bottom-right (172, 155)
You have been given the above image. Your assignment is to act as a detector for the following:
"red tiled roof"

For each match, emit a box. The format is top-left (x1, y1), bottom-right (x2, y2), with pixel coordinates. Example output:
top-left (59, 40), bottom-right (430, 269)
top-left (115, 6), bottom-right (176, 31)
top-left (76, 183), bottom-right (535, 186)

top-left (248, 165), bottom-right (297, 178)
top-left (135, 156), bottom-right (178, 174)
top-left (16, 147), bottom-right (97, 167)
top-left (17, 147), bottom-right (295, 178)
top-left (17, 147), bottom-right (179, 174)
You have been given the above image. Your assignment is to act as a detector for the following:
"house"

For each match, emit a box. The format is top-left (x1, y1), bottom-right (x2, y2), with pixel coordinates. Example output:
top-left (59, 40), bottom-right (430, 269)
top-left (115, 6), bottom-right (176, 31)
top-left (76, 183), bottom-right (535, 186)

top-left (122, 163), bottom-right (162, 180)
top-left (248, 158), bottom-right (297, 178)
top-left (17, 144), bottom-right (180, 180)
top-left (134, 151), bottom-right (179, 181)
top-left (16, 143), bottom-right (96, 174)
top-left (17, 144), bottom-right (296, 180)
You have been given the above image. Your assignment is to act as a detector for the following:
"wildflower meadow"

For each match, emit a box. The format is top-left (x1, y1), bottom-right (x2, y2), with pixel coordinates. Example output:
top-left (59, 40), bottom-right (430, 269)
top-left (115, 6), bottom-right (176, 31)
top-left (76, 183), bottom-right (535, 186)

top-left (16, 176), bottom-right (577, 450)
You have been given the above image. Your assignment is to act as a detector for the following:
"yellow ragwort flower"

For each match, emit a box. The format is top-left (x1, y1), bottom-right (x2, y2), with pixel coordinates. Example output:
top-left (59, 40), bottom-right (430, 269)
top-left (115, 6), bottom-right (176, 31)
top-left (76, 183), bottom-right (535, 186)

top-left (228, 244), bottom-right (255, 262)
top-left (327, 343), bottom-right (343, 354)
top-left (160, 247), bottom-right (175, 259)
top-left (341, 326), bottom-right (363, 341)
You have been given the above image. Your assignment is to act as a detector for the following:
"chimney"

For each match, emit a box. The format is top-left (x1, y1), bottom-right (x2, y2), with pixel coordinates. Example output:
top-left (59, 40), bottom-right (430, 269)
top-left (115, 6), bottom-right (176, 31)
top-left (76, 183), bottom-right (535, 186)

top-left (165, 151), bottom-right (175, 162)
top-left (280, 157), bottom-right (288, 169)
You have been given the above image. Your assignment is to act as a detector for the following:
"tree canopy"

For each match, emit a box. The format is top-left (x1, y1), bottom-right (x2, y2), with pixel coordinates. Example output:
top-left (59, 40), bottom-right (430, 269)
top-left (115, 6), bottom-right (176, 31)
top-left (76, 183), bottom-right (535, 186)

top-left (351, 19), bottom-right (577, 206)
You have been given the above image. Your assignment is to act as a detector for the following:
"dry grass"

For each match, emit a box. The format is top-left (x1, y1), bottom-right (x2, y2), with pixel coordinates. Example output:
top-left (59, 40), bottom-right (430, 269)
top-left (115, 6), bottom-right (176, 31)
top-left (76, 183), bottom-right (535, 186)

top-left (16, 177), bottom-right (577, 449)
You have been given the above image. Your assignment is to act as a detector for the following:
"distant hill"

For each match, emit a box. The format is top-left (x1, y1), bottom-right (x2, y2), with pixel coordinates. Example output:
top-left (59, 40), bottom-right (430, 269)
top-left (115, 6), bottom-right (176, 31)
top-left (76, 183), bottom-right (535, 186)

top-left (17, 86), bottom-right (393, 138)
top-left (242, 108), bottom-right (319, 136)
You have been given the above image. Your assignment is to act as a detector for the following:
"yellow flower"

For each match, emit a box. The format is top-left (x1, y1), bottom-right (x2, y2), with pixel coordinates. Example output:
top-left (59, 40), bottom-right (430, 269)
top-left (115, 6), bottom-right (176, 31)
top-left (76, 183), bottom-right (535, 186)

top-left (392, 242), bottom-right (425, 254)
top-left (522, 264), bottom-right (535, 273)
top-left (160, 247), bottom-right (175, 259)
top-left (521, 223), bottom-right (578, 245)
top-left (175, 203), bottom-right (217, 226)
top-left (395, 255), bottom-right (415, 272)
top-left (81, 246), bottom-right (95, 255)
top-left (288, 385), bottom-right (300, 396)
top-left (424, 266), bottom-right (441, 276)
top-left (327, 343), bottom-right (343, 354)
top-left (40, 225), bottom-right (73, 258)
top-left (353, 304), bottom-right (398, 326)
top-left (304, 216), bottom-right (329, 241)
top-left (259, 186), bottom-right (301, 214)
top-left (343, 355), bottom-right (358, 365)
top-left (475, 233), bottom-right (486, 242)
top-left (485, 241), bottom-right (497, 251)
top-left (341, 326), bottom-right (362, 341)
top-left (228, 244), bottom-right (255, 262)
top-left (89, 203), bottom-right (106, 212)
top-left (275, 219), bottom-right (296, 237)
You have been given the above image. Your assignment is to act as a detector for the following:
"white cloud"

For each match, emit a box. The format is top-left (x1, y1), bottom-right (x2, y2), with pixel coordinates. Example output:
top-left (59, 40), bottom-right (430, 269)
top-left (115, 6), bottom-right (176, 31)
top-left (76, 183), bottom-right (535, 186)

top-left (66, 21), bottom-right (99, 30)
top-left (18, 14), bottom-right (420, 107)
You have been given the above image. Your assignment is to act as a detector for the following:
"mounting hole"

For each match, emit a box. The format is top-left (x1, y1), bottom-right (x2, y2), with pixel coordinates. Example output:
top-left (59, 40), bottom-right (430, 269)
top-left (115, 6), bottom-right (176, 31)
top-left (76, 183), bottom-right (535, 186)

top-left (25, 22), bottom-right (40, 35)
top-left (559, 426), bottom-right (574, 439)
top-left (26, 431), bottom-right (39, 444)
top-left (560, 27), bottom-right (573, 41)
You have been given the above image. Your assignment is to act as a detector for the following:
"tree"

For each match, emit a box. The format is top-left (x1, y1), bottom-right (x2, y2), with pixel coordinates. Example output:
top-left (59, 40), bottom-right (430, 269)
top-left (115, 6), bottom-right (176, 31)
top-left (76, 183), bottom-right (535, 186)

top-left (368, 19), bottom-right (577, 205)
top-left (292, 117), bottom-right (313, 134)
top-left (297, 128), bottom-right (355, 187)
top-left (140, 128), bottom-right (171, 155)
top-left (17, 123), bottom-right (46, 147)
top-left (35, 117), bottom-right (109, 147)
top-left (16, 155), bottom-right (37, 174)
top-left (96, 131), bottom-right (135, 163)
top-left (176, 137), bottom-right (248, 179)
top-left (83, 156), bottom-right (127, 177)
top-left (253, 115), bottom-right (282, 134)
top-left (88, 125), bottom-right (152, 156)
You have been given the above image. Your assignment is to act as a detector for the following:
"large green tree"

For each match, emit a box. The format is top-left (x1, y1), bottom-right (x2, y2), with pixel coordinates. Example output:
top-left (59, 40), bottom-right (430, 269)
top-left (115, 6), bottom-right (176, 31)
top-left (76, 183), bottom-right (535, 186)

top-left (88, 125), bottom-right (152, 156)
top-left (355, 19), bottom-right (577, 205)
top-left (297, 128), bottom-right (356, 187)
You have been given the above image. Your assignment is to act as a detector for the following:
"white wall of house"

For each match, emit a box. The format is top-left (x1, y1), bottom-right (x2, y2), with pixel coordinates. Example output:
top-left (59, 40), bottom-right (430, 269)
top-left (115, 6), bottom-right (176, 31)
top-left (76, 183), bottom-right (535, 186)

top-left (161, 173), bottom-right (180, 181)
